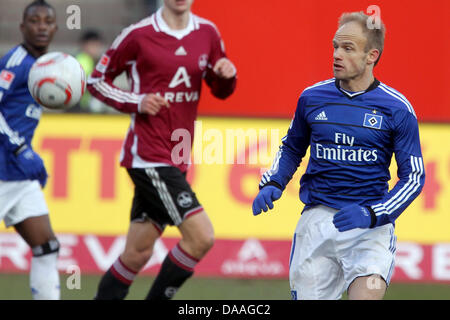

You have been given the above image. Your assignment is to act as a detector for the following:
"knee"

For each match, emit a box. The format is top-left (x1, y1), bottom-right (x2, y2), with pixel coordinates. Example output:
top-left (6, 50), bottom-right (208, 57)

top-left (199, 233), bottom-right (215, 253)
top-left (31, 238), bottom-right (60, 257)
top-left (187, 233), bottom-right (215, 258)
top-left (121, 247), bottom-right (153, 271)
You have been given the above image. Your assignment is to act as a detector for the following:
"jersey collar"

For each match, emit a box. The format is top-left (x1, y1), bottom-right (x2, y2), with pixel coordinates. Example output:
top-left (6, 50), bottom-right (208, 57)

top-left (335, 78), bottom-right (380, 99)
top-left (154, 8), bottom-right (196, 40)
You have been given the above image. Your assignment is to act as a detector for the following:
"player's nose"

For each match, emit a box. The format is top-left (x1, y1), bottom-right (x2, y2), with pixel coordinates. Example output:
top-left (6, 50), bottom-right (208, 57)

top-left (333, 49), bottom-right (342, 60)
top-left (37, 21), bottom-right (49, 32)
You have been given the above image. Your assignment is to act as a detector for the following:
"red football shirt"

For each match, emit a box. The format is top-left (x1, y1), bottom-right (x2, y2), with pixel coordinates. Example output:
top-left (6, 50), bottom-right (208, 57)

top-left (87, 9), bottom-right (236, 172)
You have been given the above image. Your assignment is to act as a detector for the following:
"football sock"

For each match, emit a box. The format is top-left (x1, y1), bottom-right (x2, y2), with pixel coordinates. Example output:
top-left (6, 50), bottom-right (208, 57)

top-left (145, 243), bottom-right (198, 300)
top-left (30, 239), bottom-right (60, 300)
top-left (94, 257), bottom-right (137, 300)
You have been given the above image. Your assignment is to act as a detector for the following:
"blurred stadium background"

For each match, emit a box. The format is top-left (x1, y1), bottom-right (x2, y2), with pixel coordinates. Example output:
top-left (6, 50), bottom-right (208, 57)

top-left (1, 0), bottom-right (450, 300)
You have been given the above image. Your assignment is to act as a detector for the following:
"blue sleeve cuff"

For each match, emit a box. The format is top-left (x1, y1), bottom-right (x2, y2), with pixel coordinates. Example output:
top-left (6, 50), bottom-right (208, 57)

top-left (260, 180), bottom-right (283, 191)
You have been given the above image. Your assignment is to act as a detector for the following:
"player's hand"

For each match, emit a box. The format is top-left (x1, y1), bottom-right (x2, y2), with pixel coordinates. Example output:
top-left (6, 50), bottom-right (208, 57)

top-left (15, 145), bottom-right (48, 188)
top-left (139, 94), bottom-right (170, 116)
top-left (252, 186), bottom-right (283, 216)
top-left (332, 204), bottom-right (374, 232)
top-left (213, 58), bottom-right (236, 79)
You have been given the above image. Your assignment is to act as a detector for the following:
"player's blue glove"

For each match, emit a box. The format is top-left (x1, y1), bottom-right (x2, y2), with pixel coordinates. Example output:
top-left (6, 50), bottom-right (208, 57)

top-left (252, 185), bottom-right (283, 216)
top-left (332, 204), bottom-right (377, 232)
top-left (15, 144), bottom-right (48, 188)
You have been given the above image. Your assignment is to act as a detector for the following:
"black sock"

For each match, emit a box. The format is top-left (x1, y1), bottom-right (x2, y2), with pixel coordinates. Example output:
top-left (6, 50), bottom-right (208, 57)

top-left (146, 244), bottom-right (198, 300)
top-left (94, 257), bottom-right (137, 300)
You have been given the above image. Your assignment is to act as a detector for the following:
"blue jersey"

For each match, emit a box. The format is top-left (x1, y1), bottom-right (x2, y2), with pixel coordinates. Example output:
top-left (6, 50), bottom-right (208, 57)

top-left (260, 78), bottom-right (425, 227)
top-left (0, 45), bottom-right (43, 181)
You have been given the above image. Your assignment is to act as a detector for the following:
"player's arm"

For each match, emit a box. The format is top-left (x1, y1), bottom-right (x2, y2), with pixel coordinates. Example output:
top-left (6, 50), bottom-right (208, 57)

top-left (368, 110), bottom-right (425, 226)
top-left (0, 59), bottom-right (47, 187)
top-left (333, 110), bottom-right (425, 231)
top-left (0, 57), bottom-right (27, 151)
top-left (203, 26), bottom-right (237, 99)
top-left (0, 55), bottom-right (20, 107)
top-left (86, 30), bottom-right (146, 113)
top-left (252, 96), bottom-right (311, 215)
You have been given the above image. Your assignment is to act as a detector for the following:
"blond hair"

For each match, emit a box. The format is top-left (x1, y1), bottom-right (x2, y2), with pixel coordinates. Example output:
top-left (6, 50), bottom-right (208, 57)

top-left (338, 12), bottom-right (386, 66)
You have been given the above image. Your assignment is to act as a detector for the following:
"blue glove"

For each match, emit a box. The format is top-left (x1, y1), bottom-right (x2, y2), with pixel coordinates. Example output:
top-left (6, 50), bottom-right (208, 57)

top-left (252, 186), bottom-right (282, 216)
top-left (332, 204), bottom-right (376, 232)
top-left (15, 145), bottom-right (48, 188)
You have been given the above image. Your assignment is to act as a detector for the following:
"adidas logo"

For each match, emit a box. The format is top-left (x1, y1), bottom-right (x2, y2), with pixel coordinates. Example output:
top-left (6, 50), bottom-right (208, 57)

top-left (175, 46), bottom-right (187, 56)
top-left (315, 111), bottom-right (328, 120)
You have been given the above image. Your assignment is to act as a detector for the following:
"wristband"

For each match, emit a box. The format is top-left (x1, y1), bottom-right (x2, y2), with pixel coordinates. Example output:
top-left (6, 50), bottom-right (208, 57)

top-left (367, 206), bottom-right (377, 228)
top-left (260, 181), bottom-right (283, 191)
top-left (14, 144), bottom-right (27, 156)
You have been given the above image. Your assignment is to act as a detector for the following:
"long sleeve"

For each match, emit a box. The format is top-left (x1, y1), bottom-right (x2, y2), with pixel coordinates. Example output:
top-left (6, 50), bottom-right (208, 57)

top-left (259, 96), bottom-right (311, 190)
top-left (87, 29), bottom-right (144, 113)
top-left (204, 68), bottom-right (236, 99)
top-left (0, 59), bottom-right (26, 151)
top-left (203, 23), bottom-right (236, 99)
top-left (369, 110), bottom-right (425, 226)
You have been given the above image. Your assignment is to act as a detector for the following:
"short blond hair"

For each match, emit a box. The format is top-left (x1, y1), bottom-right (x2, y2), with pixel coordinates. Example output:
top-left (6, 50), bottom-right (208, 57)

top-left (338, 12), bottom-right (386, 65)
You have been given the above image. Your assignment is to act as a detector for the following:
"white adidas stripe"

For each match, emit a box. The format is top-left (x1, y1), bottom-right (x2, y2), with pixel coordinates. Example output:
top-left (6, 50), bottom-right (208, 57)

top-left (111, 16), bottom-right (154, 49)
top-left (0, 112), bottom-right (25, 146)
top-left (379, 84), bottom-right (416, 117)
top-left (387, 157), bottom-right (423, 213)
top-left (146, 168), bottom-right (182, 225)
top-left (375, 156), bottom-right (417, 212)
top-left (261, 174), bottom-right (268, 184)
top-left (9, 50), bottom-right (25, 68)
top-left (6, 46), bottom-right (27, 68)
top-left (384, 156), bottom-right (421, 211)
top-left (94, 81), bottom-right (142, 104)
top-left (372, 156), bottom-right (423, 216)
top-left (260, 148), bottom-right (283, 186)
top-left (303, 78), bottom-right (335, 93)
top-left (195, 15), bottom-right (221, 35)
top-left (6, 48), bottom-right (20, 68)
top-left (95, 82), bottom-right (137, 103)
top-left (128, 60), bottom-right (140, 94)
top-left (380, 83), bottom-right (414, 113)
top-left (380, 83), bottom-right (415, 113)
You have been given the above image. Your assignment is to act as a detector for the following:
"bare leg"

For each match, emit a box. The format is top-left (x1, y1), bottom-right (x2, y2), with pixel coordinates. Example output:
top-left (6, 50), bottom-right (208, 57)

top-left (178, 210), bottom-right (215, 259)
top-left (14, 215), bottom-right (56, 247)
top-left (146, 210), bottom-right (214, 300)
top-left (120, 221), bottom-right (161, 271)
top-left (95, 220), bottom-right (160, 299)
top-left (347, 275), bottom-right (387, 300)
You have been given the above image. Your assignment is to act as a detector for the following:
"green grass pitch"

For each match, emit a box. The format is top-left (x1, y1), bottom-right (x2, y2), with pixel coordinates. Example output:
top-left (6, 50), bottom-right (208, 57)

top-left (0, 273), bottom-right (449, 300)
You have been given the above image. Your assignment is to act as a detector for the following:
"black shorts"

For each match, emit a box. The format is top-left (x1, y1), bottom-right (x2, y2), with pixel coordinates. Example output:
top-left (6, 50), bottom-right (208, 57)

top-left (127, 167), bottom-right (203, 233)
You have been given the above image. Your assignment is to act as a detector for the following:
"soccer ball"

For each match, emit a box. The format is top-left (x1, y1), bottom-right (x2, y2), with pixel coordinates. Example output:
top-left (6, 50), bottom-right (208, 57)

top-left (28, 52), bottom-right (86, 110)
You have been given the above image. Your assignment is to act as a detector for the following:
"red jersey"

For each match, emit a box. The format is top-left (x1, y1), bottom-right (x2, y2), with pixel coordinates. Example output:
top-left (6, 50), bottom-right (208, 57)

top-left (87, 9), bottom-right (236, 172)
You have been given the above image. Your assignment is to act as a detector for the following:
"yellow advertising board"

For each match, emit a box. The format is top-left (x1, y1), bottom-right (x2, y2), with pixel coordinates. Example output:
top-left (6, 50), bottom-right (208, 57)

top-left (1, 115), bottom-right (449, 244)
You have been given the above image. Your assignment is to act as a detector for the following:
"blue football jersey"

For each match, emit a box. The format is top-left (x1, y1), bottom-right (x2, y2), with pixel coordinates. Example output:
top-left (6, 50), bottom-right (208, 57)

top-left (260, 78), bottom-right (425, 227)
top-left (0, 45), bottom-right (43, 181)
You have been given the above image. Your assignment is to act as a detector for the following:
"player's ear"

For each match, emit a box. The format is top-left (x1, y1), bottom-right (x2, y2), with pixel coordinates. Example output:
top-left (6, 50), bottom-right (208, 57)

top-left (367, 48), bottom-right (380, 66)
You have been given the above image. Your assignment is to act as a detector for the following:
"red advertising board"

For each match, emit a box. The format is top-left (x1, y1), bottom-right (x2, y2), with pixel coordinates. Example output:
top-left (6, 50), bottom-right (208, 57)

top-left (193, 0), bottom-right (450, 122)
top-left (1, 233), bottom-right (450, 283)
